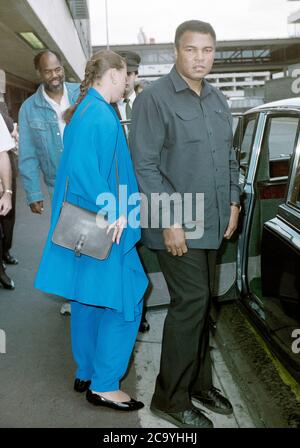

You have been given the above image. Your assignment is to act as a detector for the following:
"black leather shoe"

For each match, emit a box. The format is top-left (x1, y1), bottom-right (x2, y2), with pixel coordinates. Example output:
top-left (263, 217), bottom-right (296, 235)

top-left (192, 387), bottom-right (233, 415)
top-left (0, 270), bottom-right (15, 290)
top-left (3, 252), bottom-right (18, 265)
top-left (74, 378), bottom-right (91, 393)
top-left (150, 405), bottom-right (213, 428)
top-left (86, 389), bottom-right (144, 411)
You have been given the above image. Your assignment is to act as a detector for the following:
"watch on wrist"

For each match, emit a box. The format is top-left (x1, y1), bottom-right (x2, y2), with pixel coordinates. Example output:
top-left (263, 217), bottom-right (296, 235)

top-left (5, 189), bottom-right (13, 195)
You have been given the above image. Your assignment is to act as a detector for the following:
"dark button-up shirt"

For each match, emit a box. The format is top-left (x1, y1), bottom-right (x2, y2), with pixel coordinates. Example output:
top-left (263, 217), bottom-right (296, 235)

top-left (130, 66), bottom-right (240, 250)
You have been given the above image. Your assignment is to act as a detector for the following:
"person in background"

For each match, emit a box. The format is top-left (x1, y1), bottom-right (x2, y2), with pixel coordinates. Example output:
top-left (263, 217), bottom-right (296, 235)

top-left (35, 50), bottom-right (148, 411)
top-left (0, 113), bottom-right (14, 289)
top-left (134, 78), bottom-right (151, 95)
top-left (115, 50), bottom-right (141, 136)
top-left (18, 50), bottom-right (79, 314)
top-left (0, 93), bottom-right (19, 267)
top-left (130, 20), bottom-right (240, 428)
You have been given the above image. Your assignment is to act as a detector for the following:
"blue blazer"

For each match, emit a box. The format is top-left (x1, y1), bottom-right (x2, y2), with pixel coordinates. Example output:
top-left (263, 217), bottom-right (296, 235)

top-left (35, 88), bottom-right (148, 321)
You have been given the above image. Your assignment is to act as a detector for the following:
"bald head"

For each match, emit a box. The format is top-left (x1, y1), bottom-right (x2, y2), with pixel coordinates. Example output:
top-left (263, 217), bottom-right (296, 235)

top-left (34, 51), bottom-right (65, 94)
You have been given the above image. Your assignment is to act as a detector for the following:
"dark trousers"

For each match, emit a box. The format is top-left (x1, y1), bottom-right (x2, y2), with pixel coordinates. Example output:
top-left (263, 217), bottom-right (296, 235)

top-left (0, 174), bottom-right (16, 255)
top-left (151, 249), bottom-right (217, 412)
top-left (0, 151), bottom-right (17, 257)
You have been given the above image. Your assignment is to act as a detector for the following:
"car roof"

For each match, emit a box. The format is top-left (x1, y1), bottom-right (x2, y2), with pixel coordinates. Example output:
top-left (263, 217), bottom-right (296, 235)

top-left (246, 97), bottom-right (300, 114)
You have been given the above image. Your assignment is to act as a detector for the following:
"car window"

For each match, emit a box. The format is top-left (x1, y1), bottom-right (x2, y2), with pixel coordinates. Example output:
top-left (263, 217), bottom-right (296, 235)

top-left (262, 116), bottom-right (299, 179)
top-left (266, 116), bottom-right (298, 160)
top-left (239, 117), bottom-right (256, 177)
top-left (287, 148), bottom-right (300, 210)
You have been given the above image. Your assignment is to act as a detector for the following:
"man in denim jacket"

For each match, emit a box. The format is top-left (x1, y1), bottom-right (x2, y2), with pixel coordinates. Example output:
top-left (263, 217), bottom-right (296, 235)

top-left (18, 50), bottom-right (79, 213)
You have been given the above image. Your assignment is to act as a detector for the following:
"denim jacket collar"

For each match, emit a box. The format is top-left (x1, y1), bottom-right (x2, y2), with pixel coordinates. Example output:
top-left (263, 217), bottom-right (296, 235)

top-left (34, 83), bottom-right (78, 109)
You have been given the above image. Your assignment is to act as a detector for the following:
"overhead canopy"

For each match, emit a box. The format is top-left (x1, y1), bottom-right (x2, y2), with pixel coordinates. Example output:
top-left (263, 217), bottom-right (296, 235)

top-left (0, 0), bottom-right (90, 86)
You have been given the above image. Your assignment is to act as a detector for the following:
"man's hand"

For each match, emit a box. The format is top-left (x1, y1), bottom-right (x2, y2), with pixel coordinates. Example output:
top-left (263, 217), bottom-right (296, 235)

top-left (163, 225), bottom-right (188, 256)
top-left (0, 192), bottom-right (12, 216)
top-left (224, 205), bottom-right (240, 240)
top-left (30, 201), bottom-right (44, 214)
top-left (11, 124), bottom-right (19, 145)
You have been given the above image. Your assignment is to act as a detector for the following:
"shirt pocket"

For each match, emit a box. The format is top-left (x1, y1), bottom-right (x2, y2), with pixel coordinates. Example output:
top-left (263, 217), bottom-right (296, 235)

top-left (29, 120), bottom-right (47, 131)
top-left (174, 109), bottom-right (202, 144)
top-left (213, 109), bottom-right (232, 142)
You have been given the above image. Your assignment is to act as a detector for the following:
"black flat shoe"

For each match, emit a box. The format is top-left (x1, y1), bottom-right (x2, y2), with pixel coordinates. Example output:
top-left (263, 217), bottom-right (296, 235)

top-left (139, 320), bottom-right (150, 333)
top-left (0, 270), bottom-right (15, 290)
top-left (3, 252), bottom-right (18, 265)
top-left (192, 386), bottom-right (233, 415)
top-left (86, 389), bottom-right (144, 411)
top-left (74, 378), bottom-right (91, 393)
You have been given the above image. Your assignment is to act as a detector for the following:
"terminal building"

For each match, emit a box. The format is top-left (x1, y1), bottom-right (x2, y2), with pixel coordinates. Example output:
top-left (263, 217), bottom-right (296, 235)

top-left (0, 0), bottom-right (91, 120)
top-left (94, 35), bottom-right (300, 110)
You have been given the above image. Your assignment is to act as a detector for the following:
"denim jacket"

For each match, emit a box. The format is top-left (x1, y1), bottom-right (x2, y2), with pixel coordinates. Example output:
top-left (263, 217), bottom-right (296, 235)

top-left (18, 82), bottom-right (79, 204)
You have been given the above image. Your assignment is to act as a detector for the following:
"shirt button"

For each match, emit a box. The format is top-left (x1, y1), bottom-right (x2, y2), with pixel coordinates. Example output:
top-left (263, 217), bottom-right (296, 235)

top-left (57, 132), bottom-right (60, 136)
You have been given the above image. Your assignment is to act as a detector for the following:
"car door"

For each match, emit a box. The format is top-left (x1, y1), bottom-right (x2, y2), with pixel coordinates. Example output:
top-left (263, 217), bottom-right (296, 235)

top-left (241, 111), bottom-right (300, 306)
top-left (213, 112), bottom-right (260, 300)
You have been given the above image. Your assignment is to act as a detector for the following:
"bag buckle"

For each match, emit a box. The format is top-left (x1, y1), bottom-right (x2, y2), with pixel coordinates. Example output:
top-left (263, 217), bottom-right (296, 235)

top-left (75, 234), bottom-right (86, 257)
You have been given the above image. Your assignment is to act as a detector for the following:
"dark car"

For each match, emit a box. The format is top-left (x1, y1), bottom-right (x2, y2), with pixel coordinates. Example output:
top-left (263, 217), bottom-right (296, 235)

top-left (128, 98), bottom-right (300, 381)
top-left (216, 97), bottom-right (300, 380)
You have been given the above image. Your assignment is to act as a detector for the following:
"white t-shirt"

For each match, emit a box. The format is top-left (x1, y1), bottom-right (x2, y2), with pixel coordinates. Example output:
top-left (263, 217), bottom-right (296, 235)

top-left (42, 84), bottom-right (70, 140)
top-left (0, 114), bottom-right (15, 153)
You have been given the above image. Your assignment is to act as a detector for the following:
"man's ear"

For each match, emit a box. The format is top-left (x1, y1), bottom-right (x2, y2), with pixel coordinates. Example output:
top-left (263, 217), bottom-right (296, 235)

top-left (174, 46), bottom-right (178, 59)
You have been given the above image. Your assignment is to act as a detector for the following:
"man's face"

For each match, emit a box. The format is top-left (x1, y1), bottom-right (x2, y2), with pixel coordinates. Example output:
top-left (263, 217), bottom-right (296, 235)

top-left (175, 31), bottom-right (215, 82)
top-left (124, 71), bottom-right (138, 97)
top-left (38, 53), bottom-right (65, 93)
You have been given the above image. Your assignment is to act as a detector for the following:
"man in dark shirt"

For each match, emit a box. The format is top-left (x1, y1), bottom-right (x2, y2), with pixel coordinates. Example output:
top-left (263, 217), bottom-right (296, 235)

top-left (130, 20), bottom-right (241, 428)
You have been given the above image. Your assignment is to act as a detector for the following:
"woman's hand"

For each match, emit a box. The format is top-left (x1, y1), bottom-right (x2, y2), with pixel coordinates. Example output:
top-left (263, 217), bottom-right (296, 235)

top-left (107, 215), bottom-right (127, 245)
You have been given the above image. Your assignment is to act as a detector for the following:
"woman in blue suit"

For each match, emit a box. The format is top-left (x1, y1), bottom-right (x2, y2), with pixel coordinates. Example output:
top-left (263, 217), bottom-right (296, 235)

top-left (35, 51), bottom-right (148, 411)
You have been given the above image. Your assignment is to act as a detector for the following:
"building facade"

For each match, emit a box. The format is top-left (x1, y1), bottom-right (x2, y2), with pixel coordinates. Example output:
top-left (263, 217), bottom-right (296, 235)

top-left (0, 0), bottom-right (91, 120)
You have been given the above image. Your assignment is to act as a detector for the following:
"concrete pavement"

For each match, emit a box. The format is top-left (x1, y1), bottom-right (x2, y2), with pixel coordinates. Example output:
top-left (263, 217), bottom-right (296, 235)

top-left (0, 180), bottom-right (259, 428)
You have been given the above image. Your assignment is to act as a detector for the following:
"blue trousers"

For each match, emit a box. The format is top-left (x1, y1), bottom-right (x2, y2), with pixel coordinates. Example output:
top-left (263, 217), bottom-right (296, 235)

top-left (70, 301), bottom-right (142, 392)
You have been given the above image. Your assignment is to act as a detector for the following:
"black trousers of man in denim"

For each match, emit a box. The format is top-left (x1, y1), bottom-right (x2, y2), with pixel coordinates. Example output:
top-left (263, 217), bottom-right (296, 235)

top-left (151, 249), bottom-right (217, 413)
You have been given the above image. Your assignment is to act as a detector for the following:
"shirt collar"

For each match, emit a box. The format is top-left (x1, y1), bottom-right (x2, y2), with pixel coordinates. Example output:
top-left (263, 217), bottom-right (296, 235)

top-left (117, 90), bottom-right (136, 107)
top-left (127, 90), bottom-right (136, 104)
top-left (42, 84), bottom-right (68, 108)
top-left (170, 65), bottom-right (212, 98)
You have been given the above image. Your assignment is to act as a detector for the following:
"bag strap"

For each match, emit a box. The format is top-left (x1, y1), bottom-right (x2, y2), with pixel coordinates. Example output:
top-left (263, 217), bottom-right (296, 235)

top-left (63, 109), bottom-right (120, 203)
